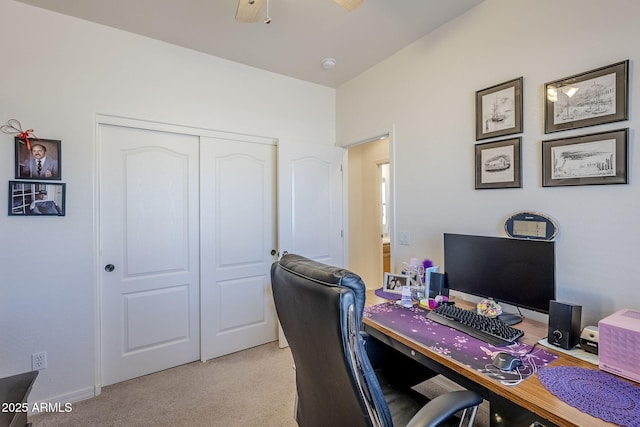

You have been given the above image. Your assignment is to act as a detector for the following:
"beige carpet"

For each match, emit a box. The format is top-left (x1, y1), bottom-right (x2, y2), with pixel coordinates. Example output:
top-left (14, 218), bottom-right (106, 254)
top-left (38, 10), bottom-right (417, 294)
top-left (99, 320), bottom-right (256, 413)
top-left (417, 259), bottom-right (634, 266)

top-left (30, 341), bottom-right (489, 427)
top-left (31, 342), bottom-right (297, 427)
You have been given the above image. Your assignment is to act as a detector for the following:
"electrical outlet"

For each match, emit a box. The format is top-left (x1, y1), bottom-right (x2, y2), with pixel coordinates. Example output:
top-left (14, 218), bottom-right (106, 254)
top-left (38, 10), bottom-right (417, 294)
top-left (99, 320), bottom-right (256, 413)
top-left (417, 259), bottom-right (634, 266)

top-left (32, 351), bottom-right (47, 370)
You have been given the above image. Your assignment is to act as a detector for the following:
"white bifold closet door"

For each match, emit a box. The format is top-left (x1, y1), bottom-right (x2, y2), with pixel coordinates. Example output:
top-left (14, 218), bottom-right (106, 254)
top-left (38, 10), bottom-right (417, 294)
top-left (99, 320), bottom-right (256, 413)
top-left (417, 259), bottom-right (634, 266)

top-left (99, 124), bottom-right (201, 386)
top-left (200, 136), bottom-right (278, 361)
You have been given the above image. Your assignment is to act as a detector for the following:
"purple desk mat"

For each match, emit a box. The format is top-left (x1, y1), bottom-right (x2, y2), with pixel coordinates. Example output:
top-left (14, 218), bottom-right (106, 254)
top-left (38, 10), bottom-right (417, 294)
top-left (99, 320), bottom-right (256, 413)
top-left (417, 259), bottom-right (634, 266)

top-left (364, 302), bottom-right (557, 386)
top-left (374, 287), bottom-right (402, 301)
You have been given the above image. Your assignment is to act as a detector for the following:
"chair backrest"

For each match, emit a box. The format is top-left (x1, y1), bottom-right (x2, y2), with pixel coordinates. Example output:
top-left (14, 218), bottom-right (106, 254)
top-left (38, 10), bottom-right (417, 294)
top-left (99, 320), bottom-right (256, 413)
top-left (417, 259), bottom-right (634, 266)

top-left (271, 254), bottom-right (392, 427)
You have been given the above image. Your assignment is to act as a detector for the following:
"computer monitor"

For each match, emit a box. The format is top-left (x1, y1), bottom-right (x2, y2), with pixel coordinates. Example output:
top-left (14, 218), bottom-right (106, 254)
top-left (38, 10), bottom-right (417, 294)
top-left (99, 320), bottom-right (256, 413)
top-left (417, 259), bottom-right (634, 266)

top-left (443, 233), bottom-right (556, 323)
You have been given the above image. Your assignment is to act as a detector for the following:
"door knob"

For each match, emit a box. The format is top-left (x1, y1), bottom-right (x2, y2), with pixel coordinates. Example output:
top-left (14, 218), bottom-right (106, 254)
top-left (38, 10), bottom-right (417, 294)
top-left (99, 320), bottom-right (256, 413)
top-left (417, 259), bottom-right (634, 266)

top-left (271, 249), bottom-right (278, 256)
top-left (104, 264), bottom-right (115, 272)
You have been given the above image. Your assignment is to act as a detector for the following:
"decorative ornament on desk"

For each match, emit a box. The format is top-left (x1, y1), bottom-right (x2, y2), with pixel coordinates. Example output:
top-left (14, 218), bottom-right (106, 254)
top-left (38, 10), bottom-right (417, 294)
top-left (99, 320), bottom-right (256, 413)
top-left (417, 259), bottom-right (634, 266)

top-left (477, 298), bottom-right (502, 318)
top-left (1, 119), bottom-right (38, 150)
top-left (403, 257), bottom-right (431, 300)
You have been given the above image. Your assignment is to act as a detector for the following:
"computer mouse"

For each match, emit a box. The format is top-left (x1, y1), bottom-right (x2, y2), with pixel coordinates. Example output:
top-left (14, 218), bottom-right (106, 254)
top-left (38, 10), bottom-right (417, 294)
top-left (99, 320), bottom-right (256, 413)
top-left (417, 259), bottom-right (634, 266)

top-left (492, 352), bottom-right (523, 371)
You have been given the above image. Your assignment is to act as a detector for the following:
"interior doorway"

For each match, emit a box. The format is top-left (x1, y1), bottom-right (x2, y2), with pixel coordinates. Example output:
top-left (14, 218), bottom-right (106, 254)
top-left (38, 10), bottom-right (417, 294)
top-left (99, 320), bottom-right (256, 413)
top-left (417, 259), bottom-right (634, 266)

top-left (347, 136), bottom-right (391, 289)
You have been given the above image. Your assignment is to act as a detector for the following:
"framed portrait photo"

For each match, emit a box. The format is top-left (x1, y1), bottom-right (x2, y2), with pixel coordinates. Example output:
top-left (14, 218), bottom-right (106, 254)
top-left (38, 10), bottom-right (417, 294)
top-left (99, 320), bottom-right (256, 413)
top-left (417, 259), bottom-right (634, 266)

top-left (475, 77), bottom-right (523, 141)
top-left (544, 60), bottom-right (629, 133)
top-left (15, 137), bottom-right (62, 180)
top-left (383, 273), bottom-right (409, 295)
top-left (542, 128), bottom-right (628, 187)
top-left (8, 181), bottom-right (66, 216)
top-left (475, 137), bottom-right (522, 189)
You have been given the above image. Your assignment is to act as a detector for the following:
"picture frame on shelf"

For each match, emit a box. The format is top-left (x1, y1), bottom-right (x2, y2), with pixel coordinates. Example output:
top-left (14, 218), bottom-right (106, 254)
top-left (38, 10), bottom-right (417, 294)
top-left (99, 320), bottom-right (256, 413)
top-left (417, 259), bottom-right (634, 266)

top-left (475, 77), bottom-right (523, 141)
top-left (475, 137), bottom-right (522, 189)
top-left (382, 272), bottom-right (410, 295)
top-left (15, 137), bottom-right (62, 180)
top-left (544, 60), bottom-right (629, 134)
top-left (8, 181), bottom-right (66, 216)
top-left (542, 128), bottom-right (628, 187)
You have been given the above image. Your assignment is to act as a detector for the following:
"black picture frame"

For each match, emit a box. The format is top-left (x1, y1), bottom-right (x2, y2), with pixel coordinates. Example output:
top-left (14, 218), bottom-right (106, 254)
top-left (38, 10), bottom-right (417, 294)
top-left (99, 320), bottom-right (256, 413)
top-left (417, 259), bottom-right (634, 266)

top-left (14, 137), bottom-right (62, 180)
top-left (383, 273), bottom-right (409, 294)
top-left (475, 77), bottom-right (523, 141)
top-left (475, 137), bottom-right (522, 189)
top-left (8, 181), bottom-right (66, 216)
top-left (542, 128), bottom-right (628, 187)
top-left (544, 60), bottom-right (629, 134)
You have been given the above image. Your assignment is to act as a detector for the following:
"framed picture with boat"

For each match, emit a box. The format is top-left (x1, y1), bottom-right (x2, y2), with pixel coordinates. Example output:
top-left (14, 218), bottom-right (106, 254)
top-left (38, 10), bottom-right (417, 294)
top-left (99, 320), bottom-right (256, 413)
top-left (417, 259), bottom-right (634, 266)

top-left (544, 60), bottom-right (628, 134)
top-left (542, 128), bottom-right (628, 187)
top-left (475, 77), bottom-right (523, 141)
top-left (475, 137), bottom-right (521, 189)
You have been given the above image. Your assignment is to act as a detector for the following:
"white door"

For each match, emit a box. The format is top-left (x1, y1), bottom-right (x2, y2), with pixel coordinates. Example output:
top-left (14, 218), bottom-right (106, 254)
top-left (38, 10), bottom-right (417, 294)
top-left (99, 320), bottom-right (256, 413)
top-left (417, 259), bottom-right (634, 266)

top-left (200, 137), bottom-right (278, 361)
top-left (277, 140), bottom-right (346, 347)
top-left (277, 140), bottom-right (345, 264)
top-left (99, 124), bottom-right (200, 386)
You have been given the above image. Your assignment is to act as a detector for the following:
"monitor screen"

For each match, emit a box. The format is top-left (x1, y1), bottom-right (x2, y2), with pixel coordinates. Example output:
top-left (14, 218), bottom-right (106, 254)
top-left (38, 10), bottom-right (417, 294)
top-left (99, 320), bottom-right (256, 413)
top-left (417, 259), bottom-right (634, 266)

top-left (444, 233), bottom-right (555, 314)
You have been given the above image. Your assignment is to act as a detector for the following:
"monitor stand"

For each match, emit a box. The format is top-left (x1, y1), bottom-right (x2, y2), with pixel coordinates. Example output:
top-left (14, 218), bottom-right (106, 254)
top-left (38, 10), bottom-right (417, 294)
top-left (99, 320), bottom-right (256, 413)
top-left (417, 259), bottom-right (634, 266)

top-left (498, 312), bottom-right (523, 326)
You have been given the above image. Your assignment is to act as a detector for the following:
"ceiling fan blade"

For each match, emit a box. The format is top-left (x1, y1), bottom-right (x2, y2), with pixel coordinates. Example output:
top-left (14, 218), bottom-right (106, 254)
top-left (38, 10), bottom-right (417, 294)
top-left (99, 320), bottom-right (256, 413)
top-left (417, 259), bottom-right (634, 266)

top-left (235, 0), bottom-right (264, 23)
top-left (335, 0), bottom-right (363, 12)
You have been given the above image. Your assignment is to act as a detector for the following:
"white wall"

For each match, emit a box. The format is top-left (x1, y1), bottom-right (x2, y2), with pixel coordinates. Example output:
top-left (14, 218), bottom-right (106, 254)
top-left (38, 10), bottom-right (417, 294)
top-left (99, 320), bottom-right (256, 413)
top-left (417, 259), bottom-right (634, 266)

top-left (0, 0), bottom-right (334, 403)
top-left (337, 0), bottom-right (640, 325)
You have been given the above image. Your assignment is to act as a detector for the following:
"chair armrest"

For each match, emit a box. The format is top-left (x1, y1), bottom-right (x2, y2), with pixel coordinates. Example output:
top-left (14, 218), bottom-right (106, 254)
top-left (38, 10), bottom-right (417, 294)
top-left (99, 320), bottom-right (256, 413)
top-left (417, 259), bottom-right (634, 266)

top-left (406, 390), bottom-right (483, 427)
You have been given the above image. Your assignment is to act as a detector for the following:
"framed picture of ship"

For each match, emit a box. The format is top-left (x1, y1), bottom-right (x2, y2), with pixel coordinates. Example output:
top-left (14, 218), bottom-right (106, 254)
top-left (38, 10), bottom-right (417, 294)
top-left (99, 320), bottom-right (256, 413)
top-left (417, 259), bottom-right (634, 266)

top-left (475, 137), bottom-right (521, 189)
top-left (542, 128), bottom-right (628, 187)
top-left (544, 60), bottom-right (628, 134)
top-left (475, 77), bottom-right (523, 141)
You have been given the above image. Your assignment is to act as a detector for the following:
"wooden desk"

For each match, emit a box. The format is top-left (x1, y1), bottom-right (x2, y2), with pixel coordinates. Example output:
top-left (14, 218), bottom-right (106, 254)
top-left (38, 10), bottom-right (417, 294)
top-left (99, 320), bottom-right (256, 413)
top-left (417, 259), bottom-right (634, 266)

top-left (363, 292), bottom-right (617, 427)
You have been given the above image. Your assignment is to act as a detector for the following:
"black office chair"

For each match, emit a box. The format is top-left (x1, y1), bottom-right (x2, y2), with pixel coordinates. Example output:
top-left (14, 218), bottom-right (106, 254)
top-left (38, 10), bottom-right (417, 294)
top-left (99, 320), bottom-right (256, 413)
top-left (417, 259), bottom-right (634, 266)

top-left (271, 254), bottom-right (483, 427)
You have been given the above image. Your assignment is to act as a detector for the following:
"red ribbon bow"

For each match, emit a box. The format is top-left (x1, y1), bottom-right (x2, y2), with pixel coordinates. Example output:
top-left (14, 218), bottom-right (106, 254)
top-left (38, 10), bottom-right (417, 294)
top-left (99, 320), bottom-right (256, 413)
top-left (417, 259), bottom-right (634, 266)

top-left (1, 119), bottom-right (38, 150)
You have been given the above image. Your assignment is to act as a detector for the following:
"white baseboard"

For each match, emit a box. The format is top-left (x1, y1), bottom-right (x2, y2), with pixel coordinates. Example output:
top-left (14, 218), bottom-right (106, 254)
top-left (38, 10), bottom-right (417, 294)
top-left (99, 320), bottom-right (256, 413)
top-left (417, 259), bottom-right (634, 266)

top-left (28, 386), bottom-right (97, 415)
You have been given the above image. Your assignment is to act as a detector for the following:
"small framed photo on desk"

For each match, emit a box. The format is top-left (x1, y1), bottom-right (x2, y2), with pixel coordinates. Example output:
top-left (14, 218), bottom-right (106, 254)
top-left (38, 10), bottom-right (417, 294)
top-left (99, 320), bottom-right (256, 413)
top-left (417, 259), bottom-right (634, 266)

top-left (383, 273), bottom-right (409, 294)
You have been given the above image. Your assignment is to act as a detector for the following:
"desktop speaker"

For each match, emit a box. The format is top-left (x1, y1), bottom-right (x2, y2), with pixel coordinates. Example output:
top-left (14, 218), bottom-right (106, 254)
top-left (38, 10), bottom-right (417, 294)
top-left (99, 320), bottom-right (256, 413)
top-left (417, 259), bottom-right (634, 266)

top-left (428, 272), bottom-right (449, 298)
top-left (548, 301), bottom-right (582, 350)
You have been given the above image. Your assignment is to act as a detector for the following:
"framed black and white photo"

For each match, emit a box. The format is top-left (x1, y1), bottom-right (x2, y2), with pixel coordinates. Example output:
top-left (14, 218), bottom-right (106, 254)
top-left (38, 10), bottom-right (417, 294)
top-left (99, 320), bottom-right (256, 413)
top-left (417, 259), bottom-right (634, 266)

top-left (542, 128), bottom-right (628, 187)
top-left (15, 137), bottom-right (62, 180)
top-left (475, 137), bottom-right (522, 189)
top-left (475, 77), bottom-right (523, 141)
top-left (8, 181), bottom-right (66, 216)
top-left (544, 60), bottom-right (628, 134)
top-left (383, 273), bottom-right (409, 294)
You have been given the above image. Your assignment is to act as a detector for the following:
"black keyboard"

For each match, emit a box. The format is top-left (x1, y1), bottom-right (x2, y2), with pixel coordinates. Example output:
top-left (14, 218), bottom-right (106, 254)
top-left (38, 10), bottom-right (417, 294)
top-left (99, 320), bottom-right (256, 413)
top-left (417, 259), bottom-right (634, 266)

top-left (426, 304), bottom-right (524, 346)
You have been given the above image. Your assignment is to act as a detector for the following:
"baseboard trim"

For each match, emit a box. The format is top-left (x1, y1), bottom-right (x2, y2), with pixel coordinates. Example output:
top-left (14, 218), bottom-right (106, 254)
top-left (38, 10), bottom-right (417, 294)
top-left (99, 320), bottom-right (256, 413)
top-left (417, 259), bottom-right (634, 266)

top-left (28, 386), bottom-right (96, 415)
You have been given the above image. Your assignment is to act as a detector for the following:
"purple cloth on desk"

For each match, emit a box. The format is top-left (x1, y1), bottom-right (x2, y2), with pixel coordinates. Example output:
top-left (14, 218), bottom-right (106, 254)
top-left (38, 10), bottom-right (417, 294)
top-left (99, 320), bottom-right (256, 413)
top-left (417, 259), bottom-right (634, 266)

top-left (364, 302), bottom-right (557, 385)
top-left (538, 366), bottom-right (640, 427)
top-left (374, 287), bottom-right (402, 301)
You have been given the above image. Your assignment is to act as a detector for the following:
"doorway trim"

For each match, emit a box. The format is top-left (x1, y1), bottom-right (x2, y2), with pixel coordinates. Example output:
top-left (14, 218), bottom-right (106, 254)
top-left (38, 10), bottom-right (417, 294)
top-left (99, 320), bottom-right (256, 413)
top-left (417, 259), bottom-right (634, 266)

top-left (344, 125), bottom-right (397, 283)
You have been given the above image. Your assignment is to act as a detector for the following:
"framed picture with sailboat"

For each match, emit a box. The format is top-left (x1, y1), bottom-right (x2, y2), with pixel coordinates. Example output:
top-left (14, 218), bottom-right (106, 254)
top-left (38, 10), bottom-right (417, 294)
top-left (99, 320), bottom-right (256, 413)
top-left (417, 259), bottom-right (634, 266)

top-left (475, 77), bottom-right (523, 141)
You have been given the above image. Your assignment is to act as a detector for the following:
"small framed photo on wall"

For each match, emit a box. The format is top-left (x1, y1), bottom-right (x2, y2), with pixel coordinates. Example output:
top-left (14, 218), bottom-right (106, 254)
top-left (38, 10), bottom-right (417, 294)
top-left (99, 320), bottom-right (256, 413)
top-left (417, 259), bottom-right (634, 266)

top-left (15, 137), bottom-right (62, 180)
top-left (475, 77), bottom-right (523, 141)
top-left (9, 181), bottom-right (66, 216)
top-left (475, 137), bottom-right (522, 189)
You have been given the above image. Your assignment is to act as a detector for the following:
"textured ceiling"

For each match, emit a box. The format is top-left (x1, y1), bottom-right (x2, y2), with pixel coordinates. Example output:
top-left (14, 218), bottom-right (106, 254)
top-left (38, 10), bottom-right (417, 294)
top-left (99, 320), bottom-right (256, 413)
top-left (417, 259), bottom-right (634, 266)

top-left (17, 0), bottom-right (484, 88)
